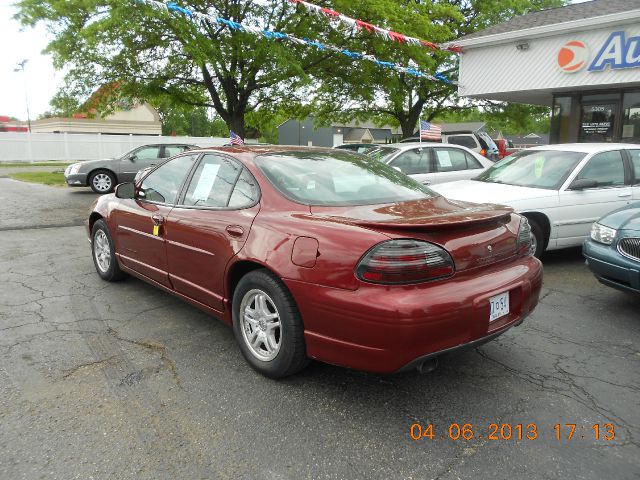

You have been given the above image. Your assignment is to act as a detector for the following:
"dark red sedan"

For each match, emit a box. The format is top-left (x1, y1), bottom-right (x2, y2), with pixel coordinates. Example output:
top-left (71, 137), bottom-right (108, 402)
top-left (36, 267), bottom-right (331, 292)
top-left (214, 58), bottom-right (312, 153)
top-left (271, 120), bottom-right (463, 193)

top-left (87, 146), bottom-right (542, 378)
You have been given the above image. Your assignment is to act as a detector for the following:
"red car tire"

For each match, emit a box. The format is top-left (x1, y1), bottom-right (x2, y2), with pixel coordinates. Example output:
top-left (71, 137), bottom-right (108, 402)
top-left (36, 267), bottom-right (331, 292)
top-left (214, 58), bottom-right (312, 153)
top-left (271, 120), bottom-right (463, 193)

top-left (91, 219), bottom-right (127, 282)
top-left (232, 269), bottom-right (309, 378)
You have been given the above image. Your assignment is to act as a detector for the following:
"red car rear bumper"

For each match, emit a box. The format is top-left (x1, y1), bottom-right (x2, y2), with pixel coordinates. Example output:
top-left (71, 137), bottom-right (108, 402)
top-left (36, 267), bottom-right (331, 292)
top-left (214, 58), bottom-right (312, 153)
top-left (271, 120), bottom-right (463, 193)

top-left (285, 256), bottom-right (542, 373)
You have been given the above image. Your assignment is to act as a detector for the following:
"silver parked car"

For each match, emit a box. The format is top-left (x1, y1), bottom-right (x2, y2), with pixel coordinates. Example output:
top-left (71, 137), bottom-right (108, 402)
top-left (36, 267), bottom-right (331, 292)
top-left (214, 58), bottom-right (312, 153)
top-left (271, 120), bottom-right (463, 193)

top-left (64, 143), bottom-right (197, 193)
top-left (364, 142), bottom-right (494, 186)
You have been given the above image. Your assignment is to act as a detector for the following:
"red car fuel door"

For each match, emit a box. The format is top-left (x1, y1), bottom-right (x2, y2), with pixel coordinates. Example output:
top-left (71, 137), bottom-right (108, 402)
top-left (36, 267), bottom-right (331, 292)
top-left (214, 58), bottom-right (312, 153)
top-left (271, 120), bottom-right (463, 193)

top-left (164, 153), bottom-right (261, 312)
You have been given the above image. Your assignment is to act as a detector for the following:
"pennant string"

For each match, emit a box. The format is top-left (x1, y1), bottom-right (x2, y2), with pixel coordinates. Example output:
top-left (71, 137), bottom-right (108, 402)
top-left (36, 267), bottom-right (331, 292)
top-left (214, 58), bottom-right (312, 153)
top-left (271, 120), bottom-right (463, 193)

top-left (135, 0), bottom-right (456, 84)
top-left (288, 0), bottom-right (461, 53)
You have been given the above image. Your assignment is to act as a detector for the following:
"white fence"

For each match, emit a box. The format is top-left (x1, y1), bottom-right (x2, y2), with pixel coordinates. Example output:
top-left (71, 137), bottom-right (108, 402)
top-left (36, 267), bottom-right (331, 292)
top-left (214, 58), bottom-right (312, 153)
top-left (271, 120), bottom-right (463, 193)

top-left (0, 132), bottom-right (231, 162)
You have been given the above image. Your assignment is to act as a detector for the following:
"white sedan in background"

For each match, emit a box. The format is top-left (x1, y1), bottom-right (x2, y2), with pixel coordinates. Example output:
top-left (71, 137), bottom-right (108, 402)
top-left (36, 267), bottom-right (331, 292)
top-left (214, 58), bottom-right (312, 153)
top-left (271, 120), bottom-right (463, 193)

top-left (365, 142), bottom-right (494, 186)
top-left (431, 144), bottom-right (640, 257)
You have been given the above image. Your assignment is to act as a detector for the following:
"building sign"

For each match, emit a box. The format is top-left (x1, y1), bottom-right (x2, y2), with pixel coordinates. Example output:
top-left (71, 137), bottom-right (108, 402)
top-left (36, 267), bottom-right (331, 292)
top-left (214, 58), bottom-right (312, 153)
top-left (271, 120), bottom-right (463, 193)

top-left (558, 32), bottom-right (640, 73)
top-left (558, 41), bottom-right (589, 72)
top-left (589, 31), bottom-right (640, 71)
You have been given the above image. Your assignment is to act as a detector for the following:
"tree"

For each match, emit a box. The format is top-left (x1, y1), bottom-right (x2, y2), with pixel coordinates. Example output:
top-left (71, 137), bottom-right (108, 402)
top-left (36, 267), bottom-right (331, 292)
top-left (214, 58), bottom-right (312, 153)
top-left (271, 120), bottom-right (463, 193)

top-left (15, 0), bottom-right (352, 138)
top-left (151, 98), bottom-right (226, 136)
top-left (48, 90), bottom-right (80, 117)
top-left (432, 104), bottom-right (551, 135)
top-left (311, 0), bottom-right (566, 137)
top-left (16, 0), bottom-right (565, 139)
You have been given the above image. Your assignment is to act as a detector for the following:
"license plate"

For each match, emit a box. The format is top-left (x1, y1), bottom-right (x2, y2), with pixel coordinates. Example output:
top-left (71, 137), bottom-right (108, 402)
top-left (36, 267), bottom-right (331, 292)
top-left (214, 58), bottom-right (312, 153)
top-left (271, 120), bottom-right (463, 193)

top-left (489, 291), bottom-right (510, 322)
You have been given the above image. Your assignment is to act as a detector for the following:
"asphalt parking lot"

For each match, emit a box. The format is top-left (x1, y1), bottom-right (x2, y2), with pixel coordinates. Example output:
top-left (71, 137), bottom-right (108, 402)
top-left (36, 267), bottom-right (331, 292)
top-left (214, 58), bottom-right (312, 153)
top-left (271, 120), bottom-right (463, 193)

top-left (1, 177), bottom-right (639, 480)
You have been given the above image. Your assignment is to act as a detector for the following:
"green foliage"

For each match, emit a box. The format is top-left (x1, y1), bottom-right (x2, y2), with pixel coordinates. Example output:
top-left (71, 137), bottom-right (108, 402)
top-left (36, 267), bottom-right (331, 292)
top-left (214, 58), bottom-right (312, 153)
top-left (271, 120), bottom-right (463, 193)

top-left (0, 162), bottom-right (72, 167)
top-left (9, 171), bottom-right (66, 186)
top-left (16, 0), bottom-right (566, 139)
top-left (49, 90), bottom-right (80, 117)
top-left (433, 104), bottom-right (551, 135)
top-left (447, 0), bottom-right (567, 37)
top-left (311, 0), bottom-right (566, 137)
top-left (15, 0), bottom-right (341, 137)
top-left (152, 99), bottom-right (224, 137)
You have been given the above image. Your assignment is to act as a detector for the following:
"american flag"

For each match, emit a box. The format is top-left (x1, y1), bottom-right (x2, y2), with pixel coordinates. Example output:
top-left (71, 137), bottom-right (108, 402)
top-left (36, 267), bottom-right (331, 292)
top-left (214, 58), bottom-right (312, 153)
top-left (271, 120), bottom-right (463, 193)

top-left (230, 131), bottom-right (245, 146)
top-left (419, 120), bottom-right (442, 141)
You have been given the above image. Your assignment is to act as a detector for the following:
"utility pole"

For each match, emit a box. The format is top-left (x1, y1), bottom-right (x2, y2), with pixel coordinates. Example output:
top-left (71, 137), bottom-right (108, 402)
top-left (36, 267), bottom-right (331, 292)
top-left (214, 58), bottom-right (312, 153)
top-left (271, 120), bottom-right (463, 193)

top-left (14, 59), bottom-right (31, 133)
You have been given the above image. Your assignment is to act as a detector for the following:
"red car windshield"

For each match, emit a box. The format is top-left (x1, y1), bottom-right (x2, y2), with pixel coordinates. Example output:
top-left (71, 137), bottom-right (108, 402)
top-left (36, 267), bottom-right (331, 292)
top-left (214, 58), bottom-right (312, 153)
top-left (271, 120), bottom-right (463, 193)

top-left (255, 151), bottom-right (436, 206)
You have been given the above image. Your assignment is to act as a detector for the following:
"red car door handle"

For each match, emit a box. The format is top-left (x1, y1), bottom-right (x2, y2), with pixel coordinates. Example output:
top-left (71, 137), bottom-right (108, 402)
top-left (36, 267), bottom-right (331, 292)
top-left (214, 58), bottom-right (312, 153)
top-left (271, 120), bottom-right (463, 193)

top-left (226, 225), bottom-right (244, 238)
top-left (152, 214), bottom-right (165, 226)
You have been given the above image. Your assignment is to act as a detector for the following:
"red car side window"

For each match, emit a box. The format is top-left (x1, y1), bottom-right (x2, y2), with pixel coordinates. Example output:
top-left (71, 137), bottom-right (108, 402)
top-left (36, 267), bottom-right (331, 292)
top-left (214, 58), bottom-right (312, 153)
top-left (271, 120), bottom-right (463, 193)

top-left (138, 154), bottom-right (197, 204)
top-left (182, 154), bottom-right (248, 208)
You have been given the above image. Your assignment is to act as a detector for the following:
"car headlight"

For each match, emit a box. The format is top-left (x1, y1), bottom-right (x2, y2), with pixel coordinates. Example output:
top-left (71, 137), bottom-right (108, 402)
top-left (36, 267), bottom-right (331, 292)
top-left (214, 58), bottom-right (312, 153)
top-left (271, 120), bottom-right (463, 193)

top-left (590, 223), bottom-right (617, 245)
top-left (65, 163), bottom-right (82, 175)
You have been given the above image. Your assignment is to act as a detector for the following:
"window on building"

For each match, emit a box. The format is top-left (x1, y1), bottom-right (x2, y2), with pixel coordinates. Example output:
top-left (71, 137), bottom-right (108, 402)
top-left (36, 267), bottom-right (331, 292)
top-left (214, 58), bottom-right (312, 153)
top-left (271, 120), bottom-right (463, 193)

top-left (579, 104), bottom-right (616, 143)
top-left (622, 92), bottom-right (640, 144)
top-left (551, 96), bottom-right (573, 144)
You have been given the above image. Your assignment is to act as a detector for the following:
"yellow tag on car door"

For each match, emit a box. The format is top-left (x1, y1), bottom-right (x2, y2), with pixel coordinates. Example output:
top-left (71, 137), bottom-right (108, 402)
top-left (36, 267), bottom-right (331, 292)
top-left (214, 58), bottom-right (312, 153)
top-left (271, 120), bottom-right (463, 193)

top-left (152, 225), bottom-right (160, 236)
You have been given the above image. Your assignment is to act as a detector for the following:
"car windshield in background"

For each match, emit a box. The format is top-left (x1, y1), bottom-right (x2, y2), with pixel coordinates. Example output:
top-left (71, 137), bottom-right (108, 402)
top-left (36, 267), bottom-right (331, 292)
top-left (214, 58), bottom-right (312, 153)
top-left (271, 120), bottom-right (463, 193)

top-left (475, 150), bottom-right (586, 190)
top-left (364, 146), bottom-right (399, 162)
top-left (255, 150), bottom-right (435, 206)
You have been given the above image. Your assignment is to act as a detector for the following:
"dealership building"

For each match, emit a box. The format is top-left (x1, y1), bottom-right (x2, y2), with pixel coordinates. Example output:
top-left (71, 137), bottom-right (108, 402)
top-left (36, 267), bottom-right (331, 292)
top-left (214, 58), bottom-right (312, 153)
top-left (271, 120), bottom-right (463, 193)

top-left (455, 0), bottom-right (640, 144)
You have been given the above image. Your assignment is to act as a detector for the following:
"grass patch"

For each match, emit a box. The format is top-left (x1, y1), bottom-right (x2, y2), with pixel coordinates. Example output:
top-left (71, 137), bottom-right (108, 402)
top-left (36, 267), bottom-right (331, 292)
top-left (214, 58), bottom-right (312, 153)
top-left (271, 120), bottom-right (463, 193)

top-left (9, 171), bottom-right (67, 186)
top-left (0, 162), bottom-right (72, 167)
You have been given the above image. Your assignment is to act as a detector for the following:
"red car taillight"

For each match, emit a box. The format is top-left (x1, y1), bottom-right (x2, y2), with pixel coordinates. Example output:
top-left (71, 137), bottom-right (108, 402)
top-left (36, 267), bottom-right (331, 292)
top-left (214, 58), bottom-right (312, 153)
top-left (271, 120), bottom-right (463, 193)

top-left (480, 148), bottom-right (487, 157)
top-left (517, 216), bottom-right (533, 256)
top-left (355, 239), bottom-right (455, 285)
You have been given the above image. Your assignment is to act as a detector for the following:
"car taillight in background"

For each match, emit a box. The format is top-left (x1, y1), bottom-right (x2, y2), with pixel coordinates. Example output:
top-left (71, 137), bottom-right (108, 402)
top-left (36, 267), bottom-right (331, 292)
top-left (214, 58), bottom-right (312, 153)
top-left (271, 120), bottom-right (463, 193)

top-left (480, 149), bottom-right (487, 157)
top-left (355, 239), bottom-right (455, 284)
top-left (517, 216), bottom-right (533, 256)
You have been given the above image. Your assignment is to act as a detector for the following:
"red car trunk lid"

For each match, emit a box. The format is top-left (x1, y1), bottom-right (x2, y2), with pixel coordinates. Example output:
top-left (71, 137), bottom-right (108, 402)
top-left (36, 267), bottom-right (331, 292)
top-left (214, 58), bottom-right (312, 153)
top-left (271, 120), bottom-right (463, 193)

top-left (310, 197), bottom-right (519, 271)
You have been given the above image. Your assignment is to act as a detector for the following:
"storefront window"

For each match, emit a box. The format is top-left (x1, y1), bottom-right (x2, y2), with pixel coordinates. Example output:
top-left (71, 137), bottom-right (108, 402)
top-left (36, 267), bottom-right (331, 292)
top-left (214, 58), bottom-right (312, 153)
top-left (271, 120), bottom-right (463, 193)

top-left (551, 96), bottom-right (572, 144)
top-left (582, 93), bottom-right (621, 103)
top-left (622, 92), bottom-right (640, 144)
top-left (579, 103), bottom-right (616, 143)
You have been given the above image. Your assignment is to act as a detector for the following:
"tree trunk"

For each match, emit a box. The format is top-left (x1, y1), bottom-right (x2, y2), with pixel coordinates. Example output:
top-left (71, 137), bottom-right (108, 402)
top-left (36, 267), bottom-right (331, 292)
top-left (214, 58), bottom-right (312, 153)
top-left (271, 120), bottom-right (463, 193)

top-left (226, 114), bottom-right (246, 140)
top-left (397, 97), bottom-right (427, 138)
top-left (399, 117), bottom-right (416, 138)
top-left (201, 65), bottom-right (248, 140)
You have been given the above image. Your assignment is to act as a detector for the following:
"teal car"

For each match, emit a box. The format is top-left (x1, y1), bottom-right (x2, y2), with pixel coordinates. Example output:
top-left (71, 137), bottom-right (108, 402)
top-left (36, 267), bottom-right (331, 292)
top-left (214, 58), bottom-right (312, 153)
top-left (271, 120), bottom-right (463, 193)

top-left (583, 203), bottom-right (640, 294)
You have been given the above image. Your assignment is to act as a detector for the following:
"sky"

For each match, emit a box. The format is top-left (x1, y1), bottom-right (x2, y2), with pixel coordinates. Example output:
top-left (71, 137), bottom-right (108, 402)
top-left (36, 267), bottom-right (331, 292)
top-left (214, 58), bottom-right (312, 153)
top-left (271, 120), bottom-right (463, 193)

top-left (0, 0), bottom-right (592, 122)
top-left (0, 1), bottom-right (65, 121)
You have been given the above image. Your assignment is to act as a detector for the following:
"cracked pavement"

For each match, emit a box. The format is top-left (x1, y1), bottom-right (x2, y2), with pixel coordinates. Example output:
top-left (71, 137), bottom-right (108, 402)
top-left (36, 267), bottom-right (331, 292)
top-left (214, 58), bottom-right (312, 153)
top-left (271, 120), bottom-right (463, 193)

top-left (1, 177), bottom-right (639, 479)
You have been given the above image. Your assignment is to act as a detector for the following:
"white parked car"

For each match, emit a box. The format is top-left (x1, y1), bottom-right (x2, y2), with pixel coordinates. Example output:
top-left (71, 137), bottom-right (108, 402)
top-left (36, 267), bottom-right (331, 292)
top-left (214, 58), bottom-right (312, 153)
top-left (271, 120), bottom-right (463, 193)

top-left (365, 142), bottom-right (494, 185)
top-left (431, 144), bottom-right (640, 257)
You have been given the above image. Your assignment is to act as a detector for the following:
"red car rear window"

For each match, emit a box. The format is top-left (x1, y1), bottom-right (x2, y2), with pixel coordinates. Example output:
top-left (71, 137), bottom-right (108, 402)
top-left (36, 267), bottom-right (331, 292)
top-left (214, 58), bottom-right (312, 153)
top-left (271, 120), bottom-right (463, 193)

top-left (255, 151), bottom-right (435, 206)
